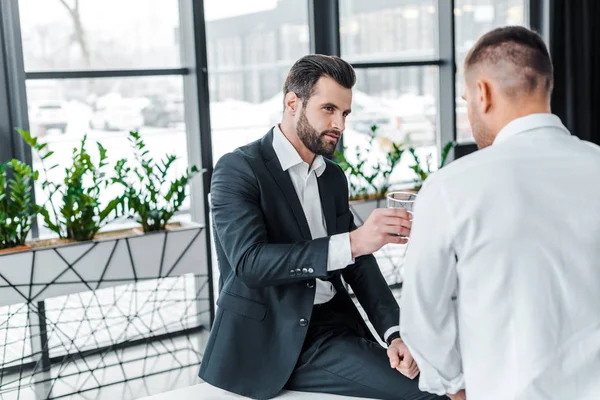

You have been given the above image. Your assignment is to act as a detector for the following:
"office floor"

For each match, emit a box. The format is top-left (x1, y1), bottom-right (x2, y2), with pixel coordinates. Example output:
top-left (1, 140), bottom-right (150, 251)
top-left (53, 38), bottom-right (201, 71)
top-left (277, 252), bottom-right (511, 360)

top-left (0, 330), bottom-right (209, 400)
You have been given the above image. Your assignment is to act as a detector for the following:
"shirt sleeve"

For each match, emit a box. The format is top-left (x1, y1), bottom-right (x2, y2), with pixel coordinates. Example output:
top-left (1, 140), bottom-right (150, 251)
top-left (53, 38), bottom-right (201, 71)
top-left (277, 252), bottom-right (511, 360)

top-left (400, 178), bottom-right (465, 396)
top-left (327, 232), bottom-right (355, 271)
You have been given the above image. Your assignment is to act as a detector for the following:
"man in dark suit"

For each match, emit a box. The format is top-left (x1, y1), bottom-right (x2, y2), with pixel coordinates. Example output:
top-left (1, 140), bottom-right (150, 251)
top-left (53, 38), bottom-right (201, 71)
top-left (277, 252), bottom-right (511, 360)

top-left (199, 55), bottom-right (444, 400)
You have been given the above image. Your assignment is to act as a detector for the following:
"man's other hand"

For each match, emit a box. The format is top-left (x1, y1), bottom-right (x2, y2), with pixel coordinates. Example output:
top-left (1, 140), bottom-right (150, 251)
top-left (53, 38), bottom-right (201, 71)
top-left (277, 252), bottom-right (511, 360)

top-left (387, 338), bottom-right (419, 379)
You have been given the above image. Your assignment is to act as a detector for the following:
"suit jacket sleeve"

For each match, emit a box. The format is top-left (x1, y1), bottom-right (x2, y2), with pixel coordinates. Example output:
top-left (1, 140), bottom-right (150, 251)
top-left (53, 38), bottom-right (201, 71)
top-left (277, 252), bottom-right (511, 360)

top-left (211, 151), bottom-right (330, 289)
top-left (335, 167), bottom-right (400, 341)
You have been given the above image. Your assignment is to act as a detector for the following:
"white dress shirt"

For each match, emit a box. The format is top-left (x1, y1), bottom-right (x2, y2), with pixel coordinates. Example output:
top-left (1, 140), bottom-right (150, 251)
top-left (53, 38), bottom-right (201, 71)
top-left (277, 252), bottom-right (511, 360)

top-left (400, 114), bottom-right (600, 400)
top-left (272, 125), bottom-right (352, 304)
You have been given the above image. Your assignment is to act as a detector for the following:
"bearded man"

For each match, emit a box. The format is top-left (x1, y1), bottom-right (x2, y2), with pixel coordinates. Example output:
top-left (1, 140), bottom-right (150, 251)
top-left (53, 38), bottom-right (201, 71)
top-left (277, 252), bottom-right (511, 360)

top-left (199, 54), bottom-right (444, 400)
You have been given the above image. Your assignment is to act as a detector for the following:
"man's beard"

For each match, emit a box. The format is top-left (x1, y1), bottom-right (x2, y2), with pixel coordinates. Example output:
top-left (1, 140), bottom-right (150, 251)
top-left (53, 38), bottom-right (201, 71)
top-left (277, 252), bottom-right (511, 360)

top-left (297, 109), bottom-right (340, 156)
top-left (470, 109), bottom-right (495, 149)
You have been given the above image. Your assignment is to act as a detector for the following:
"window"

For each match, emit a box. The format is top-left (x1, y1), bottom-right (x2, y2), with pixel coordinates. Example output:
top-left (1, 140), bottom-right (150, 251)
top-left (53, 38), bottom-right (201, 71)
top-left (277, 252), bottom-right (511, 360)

top-left (18, 1), bottom-right (192, 238)
top-left (0, 4), bottom-right (209, 396)
top-left (455, 0), bottom-right (528, 142)
top-left (338, 0), bottom-right (443, 194)
top-left (26, 76), bottom-right (188, 237)
top-left (204, 0), bottom-right (310, 164)
top-left (19, 0), bottom-right (182, 71)
top-left (340, 0), bottom-right (438, 62)
top-left (347, 67), bottom-right (439, 184)
top-left (339, 0), bottom-right (528, 175)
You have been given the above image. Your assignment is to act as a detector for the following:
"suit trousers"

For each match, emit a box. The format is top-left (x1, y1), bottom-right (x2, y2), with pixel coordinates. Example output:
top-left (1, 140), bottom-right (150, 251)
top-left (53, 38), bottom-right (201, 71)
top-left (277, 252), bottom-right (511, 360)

top-left (285, 294), bottom-right (447, 400)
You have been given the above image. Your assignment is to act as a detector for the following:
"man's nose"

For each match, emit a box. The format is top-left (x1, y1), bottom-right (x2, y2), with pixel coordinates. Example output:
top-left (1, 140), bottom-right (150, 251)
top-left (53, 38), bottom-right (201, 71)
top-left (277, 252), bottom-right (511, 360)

top-left (331, 114), bottom-right (345, 132)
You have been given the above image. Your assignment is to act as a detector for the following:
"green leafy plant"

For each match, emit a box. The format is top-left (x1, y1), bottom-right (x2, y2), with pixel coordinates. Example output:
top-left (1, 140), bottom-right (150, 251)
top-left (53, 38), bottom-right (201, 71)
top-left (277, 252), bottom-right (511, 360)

top-left (0, 159), bottom-right (39, 250)
top-left (113, 131), bottom-right (199, 232)
top-left (18, 129), bottom-right (124, 241)
top-left (334, 125), bottom-right (404, 200)
top-left (408, 140), bottom-right (457, 190)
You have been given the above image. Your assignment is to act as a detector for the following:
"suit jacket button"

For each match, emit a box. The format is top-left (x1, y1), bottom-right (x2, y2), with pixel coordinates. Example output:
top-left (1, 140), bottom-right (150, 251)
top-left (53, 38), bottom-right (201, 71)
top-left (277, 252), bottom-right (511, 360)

top-left (295, 268), bottom-right (302, 274)
top-left (306, 281), bottom-right (315, 288)
top-left (299, 318), bottom-right (308, 327)
top-left (302, 268), bottom-right (308, 274)
top-left (290, 270), bottom-right (296, 276)
top-left (308, 268), bottom-right (314, 274)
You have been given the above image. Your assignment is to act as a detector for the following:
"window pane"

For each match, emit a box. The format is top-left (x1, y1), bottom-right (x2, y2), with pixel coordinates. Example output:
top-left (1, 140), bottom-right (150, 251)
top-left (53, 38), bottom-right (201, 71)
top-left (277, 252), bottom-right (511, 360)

top-left (455, 0), bottom-right (528, 142)
top-left (339, 0), bottom-right (438, 63)
top-left (347, 67), bottom-right (439, 185)
top-left (19, 0), bottom-right (181, 71)
top-left (204, 0), bottom-right (310, 164)
top-left (25, 76), bottom-right (189, 238)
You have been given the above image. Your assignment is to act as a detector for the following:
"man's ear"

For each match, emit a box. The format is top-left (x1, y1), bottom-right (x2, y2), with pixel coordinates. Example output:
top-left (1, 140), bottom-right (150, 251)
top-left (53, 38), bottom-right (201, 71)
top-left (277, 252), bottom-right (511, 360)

top-left (284, 92), bottom-right (300, 116)
top-left (476, 79), bottom-right (493, 114)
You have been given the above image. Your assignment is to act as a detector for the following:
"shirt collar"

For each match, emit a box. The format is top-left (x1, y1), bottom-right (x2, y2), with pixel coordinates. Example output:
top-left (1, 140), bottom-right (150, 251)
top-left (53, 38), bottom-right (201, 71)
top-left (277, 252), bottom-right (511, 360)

top-left (272, 124), bottom-right (327, 177)
top-left (493, 113), bottom-right (570, 145)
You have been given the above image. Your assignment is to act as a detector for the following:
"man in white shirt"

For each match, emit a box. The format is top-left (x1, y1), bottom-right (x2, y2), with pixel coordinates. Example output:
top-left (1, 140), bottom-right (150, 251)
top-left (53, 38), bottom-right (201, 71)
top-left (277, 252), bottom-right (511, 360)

top-left (399, 26), bottom-right (600, 400)
top-left (201, 55), bottom-right (443, 399)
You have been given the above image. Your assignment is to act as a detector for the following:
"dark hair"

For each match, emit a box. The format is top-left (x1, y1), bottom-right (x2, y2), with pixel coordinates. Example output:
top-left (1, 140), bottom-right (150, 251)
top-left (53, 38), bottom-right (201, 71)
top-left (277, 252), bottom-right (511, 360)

top-left (465, 26), bottom-right (553, 95)
top-left (283, 54), bottom-right (356, 103)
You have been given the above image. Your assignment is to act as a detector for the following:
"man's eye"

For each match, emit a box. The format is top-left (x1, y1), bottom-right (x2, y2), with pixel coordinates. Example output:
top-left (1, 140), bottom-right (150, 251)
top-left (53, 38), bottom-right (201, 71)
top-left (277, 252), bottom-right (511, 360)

top-left (325, 107), bottom-right (334, 112)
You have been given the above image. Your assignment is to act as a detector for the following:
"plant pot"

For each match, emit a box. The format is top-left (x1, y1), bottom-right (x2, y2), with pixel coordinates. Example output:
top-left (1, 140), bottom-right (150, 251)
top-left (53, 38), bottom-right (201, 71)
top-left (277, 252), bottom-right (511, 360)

top-left (0, 244), bottom-right (32, 255)
top-left (28, 237), bottom-right (78, 249)
top-left (96, 222), bottom-right (185, 238)
top-left (93, 226), bottom-right (145, 241)
top-left (0, 222), bottom-right (206, 307)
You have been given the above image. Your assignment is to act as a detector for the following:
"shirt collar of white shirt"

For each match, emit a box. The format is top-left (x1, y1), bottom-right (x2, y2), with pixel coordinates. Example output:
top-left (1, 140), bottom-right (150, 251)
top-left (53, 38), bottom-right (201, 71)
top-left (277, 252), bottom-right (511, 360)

top-left (493, 113), bottom-right (570, 146)
top-left (272, 124), bottom-right (327, 177)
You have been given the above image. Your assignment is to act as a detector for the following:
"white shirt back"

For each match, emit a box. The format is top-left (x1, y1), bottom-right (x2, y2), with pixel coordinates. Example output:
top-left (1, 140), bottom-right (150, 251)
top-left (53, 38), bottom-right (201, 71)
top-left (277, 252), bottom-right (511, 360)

top-left (400, 114), bottom-right (600, 400)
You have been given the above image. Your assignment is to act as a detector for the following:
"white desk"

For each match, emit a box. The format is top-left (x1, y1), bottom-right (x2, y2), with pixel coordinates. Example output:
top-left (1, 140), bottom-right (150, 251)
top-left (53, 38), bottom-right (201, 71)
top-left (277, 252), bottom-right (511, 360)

top-left (140, 383), bottom-right (373, 399)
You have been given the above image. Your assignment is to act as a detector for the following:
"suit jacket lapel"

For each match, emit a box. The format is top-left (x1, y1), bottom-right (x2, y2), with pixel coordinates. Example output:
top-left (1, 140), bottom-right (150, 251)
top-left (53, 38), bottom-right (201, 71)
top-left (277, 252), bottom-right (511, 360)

top-left (317, 171), bottom-right (337, 236)
top-left (261, 130), bottom-right (312, 240)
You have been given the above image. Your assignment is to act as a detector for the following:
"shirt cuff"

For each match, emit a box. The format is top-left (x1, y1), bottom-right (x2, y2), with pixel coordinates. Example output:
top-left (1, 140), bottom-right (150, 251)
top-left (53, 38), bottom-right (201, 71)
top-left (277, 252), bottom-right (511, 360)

top-left (384, 326), bottom-right (401, 343)
top-left (418, 366), bottom-right (465, 396)
top-left (327, 233), bottom-right (354, 271)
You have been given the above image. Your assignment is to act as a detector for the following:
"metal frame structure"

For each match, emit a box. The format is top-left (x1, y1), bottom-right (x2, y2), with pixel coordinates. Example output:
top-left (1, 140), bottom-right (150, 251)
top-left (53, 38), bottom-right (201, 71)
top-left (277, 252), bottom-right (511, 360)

top-left (0, 0), bottom-right (30, 165)
top-left (25, 68), bottom-right (191, 80)
top-left (1, 274), bottom-right (209, 398)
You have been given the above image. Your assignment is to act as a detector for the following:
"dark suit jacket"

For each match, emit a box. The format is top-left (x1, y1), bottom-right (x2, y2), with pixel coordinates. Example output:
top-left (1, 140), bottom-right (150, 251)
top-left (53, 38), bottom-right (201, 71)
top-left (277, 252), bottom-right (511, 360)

top-left (198, 129), bottom-right (400, 399)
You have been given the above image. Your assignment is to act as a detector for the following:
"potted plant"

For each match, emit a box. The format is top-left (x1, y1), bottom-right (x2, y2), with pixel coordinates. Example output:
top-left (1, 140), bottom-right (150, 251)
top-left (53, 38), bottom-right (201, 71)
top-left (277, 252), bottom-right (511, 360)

top-left (18, 129), bottom-right (124, 245)
top-left (0, 129), bottom-right (206, 308)
top-left (334, 125), bottom-right (404, 225)
top-left (113, 131), bottom-right (200, 232)
top-left (0, 159), bottom-right (39, 253)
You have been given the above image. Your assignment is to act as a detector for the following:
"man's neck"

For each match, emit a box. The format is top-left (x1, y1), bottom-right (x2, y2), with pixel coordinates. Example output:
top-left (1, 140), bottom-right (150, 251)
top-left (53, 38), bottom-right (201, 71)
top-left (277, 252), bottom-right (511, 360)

top-left (278, 123), bottom-right (316, 165)
top-left (492, 101), bottom-right (551, 138)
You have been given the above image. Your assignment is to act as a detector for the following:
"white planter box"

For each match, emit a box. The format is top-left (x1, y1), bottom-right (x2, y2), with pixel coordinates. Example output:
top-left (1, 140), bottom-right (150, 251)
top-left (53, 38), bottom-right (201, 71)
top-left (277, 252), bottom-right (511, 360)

top-left (0, 224), bottom-right (206, 307)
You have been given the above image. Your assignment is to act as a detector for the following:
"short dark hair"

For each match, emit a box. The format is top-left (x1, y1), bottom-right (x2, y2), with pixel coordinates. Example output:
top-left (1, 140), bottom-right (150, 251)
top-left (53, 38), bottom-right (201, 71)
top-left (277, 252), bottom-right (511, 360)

top-left (464, 26), bottom-right (553, 96)
top-left (283, 55), bottom-right (356, 103)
